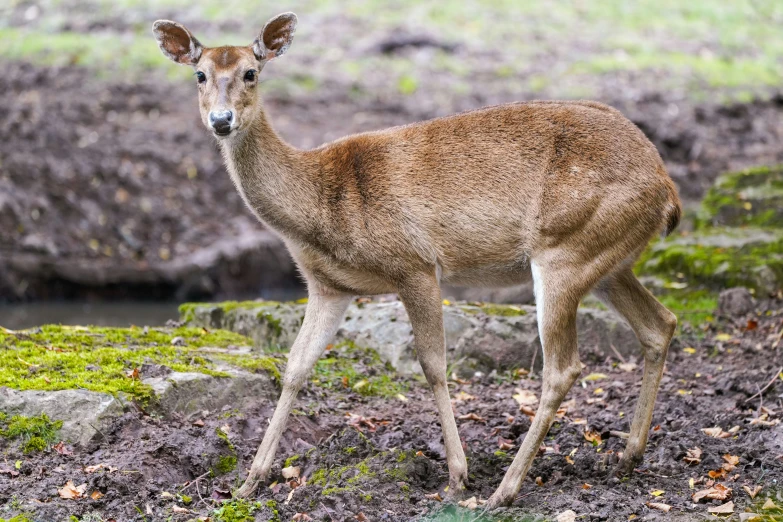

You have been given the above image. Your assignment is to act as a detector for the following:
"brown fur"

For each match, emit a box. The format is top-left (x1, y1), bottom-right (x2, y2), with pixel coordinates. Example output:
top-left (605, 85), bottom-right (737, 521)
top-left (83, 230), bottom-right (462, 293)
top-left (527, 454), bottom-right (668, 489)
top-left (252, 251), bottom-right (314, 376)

top-left (153, 13), bottom-right (681, 507)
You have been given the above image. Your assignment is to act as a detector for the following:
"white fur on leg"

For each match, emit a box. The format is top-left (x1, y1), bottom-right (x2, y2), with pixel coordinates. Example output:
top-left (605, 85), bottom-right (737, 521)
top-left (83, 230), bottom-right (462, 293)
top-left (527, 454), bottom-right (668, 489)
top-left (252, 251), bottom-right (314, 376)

top-left (531, 260), bottom-right (546, 349)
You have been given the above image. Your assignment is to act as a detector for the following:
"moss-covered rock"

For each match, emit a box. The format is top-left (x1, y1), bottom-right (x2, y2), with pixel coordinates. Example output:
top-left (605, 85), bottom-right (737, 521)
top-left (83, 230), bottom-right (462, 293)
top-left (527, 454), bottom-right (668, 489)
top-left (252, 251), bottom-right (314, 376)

top-left (637, 227), bottom-right (782, 294)
top-left (697, 165), bottom-right (783, 229)
top-left (0, 325), bottom-right (282, 445)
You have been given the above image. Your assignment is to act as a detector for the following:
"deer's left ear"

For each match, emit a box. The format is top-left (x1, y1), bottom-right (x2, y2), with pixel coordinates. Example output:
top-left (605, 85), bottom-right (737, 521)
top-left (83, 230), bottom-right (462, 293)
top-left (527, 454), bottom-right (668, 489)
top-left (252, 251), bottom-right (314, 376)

top-left (152, 20), bottom-right (203, 65)
top-left (252, 12), bottom-right (297, 61)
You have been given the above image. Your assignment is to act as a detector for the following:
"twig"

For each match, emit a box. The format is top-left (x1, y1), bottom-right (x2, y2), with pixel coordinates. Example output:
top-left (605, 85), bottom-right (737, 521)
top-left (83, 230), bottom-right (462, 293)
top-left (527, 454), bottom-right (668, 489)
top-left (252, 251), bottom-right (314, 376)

top-left (743, 366), bottom-right (783, 404)
top-left (772, 327), bottom-right (783, 349)
top-left (181, 470), bottom-right (211, 491)
top-left (88, 422), bottom-right (109, 442)
top-left (609, 343), bottom-right (627, 364)
top-left (529, 347), bottom-right (538, 377)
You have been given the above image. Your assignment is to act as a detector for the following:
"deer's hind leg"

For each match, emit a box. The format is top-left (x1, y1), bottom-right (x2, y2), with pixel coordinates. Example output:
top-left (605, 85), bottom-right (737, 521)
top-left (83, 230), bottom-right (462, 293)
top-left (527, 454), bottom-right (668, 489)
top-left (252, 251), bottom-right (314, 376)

top-left (592, 267), bottom-right (677, 474)
top-left (486, 257), bottom-right (590, 508)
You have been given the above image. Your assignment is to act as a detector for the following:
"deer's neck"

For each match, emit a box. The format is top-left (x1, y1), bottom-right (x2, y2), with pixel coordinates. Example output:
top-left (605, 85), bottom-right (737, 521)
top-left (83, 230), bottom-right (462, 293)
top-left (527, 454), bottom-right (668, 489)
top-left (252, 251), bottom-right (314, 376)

top-left (218, 106), bottom-right (315, 239)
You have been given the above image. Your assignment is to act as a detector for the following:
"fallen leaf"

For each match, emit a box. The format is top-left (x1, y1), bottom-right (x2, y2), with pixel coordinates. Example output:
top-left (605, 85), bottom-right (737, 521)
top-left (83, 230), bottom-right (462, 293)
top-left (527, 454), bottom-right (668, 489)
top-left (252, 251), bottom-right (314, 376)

top-left (708, 501), bottom-right (734, 514)
top-left (683, 447), bottom-right (702, 464)
top-left (584, 428), bottom-right (602, 446)
top-left (746, 319), bottom-right (758, 331)
top-left (84, 463), bottom-right (117, 473)
top-left (714, 333), bottom-right (732, 342)
top-left (172, 505), bottom-right (189, 514)
top-left (192, 419), bottom-right (205, 427)
top-left (453, 391), bottom-right (476, 402)
top-left (743, 485), bottom-right (762, 499)
top-left (618, 362), bottom-right (637, 372)
top-left (693, 483), bottom-right (731, 502)
top-left (396, 393), bottom-right (408, 402)
top-left (556, 509), bottom-right (577, 522)
top-left (762, 499), bottom-right (778, 510)
top-left (58, 480), bottom-right (87, 499)
top-left (581, 483), bottom-right (592, 489)
top-left (355, 514), bottom-right (369, 522)
top-left (90, 490), bottom-right (104, 500)
top-left (292, 514), bottom-right (313, 521)
top-left (126, 367), bottom-right (140, 380)
top-left (513, 389), bottom-right (538, 406)
top-left (53, 442), bottom-right (73, 456)
top-left (497, 437), bottom-right (514, 450)
top-left (702, 426), bottom-right (731, 438)
top-left (565, 455), bottom-right (575, 465)
top-left (581, 372), bottom-right (608, 383)
top-left (646, 502), bottom-right (671, 512)
top-left (425, 492), bottom-right (443, 502)
top-left (458, 413), bottom-right (486, 423)
top-left (650, 490), bottom-right (665, 497)
top-left (282, 466), bottom-right (301, 479)
top-left (535, 476), bottom-right (544, 486)
top-left (211, 488), bottom-right (232, 500)
top-left (708, 469), bottom-right (728, 479)
top-left (458, 496), bottom-right (480, 510)
top-left (0, 468), bottom-right (19, 477)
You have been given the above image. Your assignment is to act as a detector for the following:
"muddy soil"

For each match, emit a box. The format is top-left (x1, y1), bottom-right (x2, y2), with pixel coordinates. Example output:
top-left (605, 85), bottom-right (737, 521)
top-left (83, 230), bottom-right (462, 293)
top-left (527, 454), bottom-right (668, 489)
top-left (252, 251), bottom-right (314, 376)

top-left (2, 58), bottom-right (783, 302)
top-left (1, 301), bottom-right (781, 521)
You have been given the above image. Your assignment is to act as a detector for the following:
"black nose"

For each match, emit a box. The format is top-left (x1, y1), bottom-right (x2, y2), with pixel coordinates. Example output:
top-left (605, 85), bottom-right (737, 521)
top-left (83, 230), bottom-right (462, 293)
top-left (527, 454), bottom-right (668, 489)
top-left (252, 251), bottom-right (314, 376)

top-left (208, 110), bottom-right (234, 135)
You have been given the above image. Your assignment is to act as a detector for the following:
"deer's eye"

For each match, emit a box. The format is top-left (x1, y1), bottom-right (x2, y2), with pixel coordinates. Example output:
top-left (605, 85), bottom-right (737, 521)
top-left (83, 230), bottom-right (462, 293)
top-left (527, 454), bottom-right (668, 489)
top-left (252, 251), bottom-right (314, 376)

top-left (195, 71), bottom-right (206, 83)
top-left (244, 70), bottom-right (256, 82)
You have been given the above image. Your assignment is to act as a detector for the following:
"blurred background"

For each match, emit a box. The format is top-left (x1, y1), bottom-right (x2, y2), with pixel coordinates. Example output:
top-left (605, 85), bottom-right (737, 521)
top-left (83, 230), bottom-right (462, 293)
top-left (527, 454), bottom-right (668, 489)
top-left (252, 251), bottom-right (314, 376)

top-left (1, 0), bottom-right (782, 327)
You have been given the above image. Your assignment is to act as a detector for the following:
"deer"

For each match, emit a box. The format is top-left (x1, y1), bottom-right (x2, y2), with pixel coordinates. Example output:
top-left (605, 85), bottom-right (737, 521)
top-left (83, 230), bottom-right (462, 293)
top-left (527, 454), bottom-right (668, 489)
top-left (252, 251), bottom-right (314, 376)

top-left (152, 12), bottom-right (680, 508)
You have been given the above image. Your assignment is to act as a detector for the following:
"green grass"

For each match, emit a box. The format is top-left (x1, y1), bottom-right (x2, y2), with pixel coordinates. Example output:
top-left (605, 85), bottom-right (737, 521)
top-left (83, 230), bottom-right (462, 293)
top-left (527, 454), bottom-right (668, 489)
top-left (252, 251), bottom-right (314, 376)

top-left (0, 413), bottom-right (63, 453)
top-left (3, 0), bottom-right (781, 102)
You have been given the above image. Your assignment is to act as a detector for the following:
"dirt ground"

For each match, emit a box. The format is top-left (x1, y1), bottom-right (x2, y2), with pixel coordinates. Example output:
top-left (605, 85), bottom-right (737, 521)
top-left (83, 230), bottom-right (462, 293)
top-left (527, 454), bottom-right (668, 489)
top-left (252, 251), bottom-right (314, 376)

top-left (2, 56), bottom-right (783, 302)
top-left (1, 300), bottom-right (781, 521)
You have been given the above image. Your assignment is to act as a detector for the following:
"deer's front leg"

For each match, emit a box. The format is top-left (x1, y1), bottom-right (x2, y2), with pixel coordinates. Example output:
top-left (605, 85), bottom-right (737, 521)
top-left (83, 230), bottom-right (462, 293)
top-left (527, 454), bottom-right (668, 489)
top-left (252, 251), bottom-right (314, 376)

top-left (235, 291), bottom-right (352, 498)
top-left (398, 273), bottom-right (469, 498)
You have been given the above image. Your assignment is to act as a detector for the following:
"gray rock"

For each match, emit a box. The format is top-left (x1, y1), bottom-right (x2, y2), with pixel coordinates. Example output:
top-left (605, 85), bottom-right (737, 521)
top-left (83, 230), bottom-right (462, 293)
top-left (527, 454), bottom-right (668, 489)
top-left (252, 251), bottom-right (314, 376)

top-left (0, 387), bottom-right (123, 447)
top-left (718, 287), bottom-right (756, 317)
top-left (143, 369), bottom-right (278, 417)
top-left (182, 300), bottom-right (641, 375)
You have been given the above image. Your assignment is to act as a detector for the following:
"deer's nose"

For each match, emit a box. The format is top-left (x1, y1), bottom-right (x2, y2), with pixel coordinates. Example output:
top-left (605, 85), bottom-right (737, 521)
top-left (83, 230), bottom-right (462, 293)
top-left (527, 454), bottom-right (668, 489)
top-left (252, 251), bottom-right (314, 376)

top-left (208, 110), bottom-right (234, 135)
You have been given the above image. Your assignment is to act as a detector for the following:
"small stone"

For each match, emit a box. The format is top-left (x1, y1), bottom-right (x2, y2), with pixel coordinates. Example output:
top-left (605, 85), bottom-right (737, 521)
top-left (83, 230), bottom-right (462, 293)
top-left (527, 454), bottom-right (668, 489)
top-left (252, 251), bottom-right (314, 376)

top-left (718, 287), bottom-right (755, 317)
top-left (170, 336), bottom-right (185, 346)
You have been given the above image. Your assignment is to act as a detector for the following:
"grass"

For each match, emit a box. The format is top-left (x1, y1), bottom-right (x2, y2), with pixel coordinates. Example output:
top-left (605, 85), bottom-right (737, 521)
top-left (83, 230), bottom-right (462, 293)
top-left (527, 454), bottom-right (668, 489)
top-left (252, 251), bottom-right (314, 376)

top-left (0, 412), bottom-right (63, 453)
top-left (2, 0), bottom-right (781, 102)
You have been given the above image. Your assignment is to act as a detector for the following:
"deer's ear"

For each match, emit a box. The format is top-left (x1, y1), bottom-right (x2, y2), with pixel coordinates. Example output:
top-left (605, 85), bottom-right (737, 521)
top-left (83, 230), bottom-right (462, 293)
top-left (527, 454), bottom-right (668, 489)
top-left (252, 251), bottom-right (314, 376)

top-left (253, 12), bottom-right (297, 61)
top-left (152, 20), bottom-right (203, 65)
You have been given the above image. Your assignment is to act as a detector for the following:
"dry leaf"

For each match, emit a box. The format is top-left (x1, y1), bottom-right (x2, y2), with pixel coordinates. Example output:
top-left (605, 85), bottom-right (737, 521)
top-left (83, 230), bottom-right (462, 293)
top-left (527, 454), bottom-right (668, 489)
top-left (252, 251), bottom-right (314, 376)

top-left (702, 426), bottom-right (731, 438)
top-left (58, 480), bottom-right (87, 499)
top-left (282, 466), bottom-right (301, 479)
top-left (708, 501), bottom-right (734, 514)
top-left (513, 389), bottom-right (538, 406)
top-left (581, 372), bottom-right (608, 383)
top-left (292, 514), bottom-right (313, 521)
top-left (650, 490), bottom-right (665, 497)
top-left (172, 506), bottom-right (190, 514)
top-left (693, 483), bottom-right (731, 502)
top-left (424, 492), bottom-right (443, 502)
top-left (453, 391), bottom-right (476, 402)
top-left (90, 491), bottom-right (104, 500)
top-left (535, 476), bottom-right (544, 486)
top-left (126, 367), bottom-right (140, 380)
top-left (565, 455), bottom-right (575, 465)
top-left (53, 441), bottom-right (73, 456)
top-left (458, 496), bottom-right (481, 510)
top-left (355, 514), bottom-right (368, 522)
top-left (683, 447), bottom-right (702, 464)
top-left (581, 483), bottom-right (592, 490)
top-left (618, 362), bottom-right (637, 372)
top-left (646, 502), bottom-right (671, 512)
top-left (458, 413), bottom-right (486, 423)
top-left (743, 485), bottom-right (762, 499)
top-left (84, 463), bottom-right (117, 473)
top-left (762, 499), bottom-right (778, 510)
top-left (584, 428), bottom-right (602, 445)
top-left (556, 510), bottom-right (577, 522)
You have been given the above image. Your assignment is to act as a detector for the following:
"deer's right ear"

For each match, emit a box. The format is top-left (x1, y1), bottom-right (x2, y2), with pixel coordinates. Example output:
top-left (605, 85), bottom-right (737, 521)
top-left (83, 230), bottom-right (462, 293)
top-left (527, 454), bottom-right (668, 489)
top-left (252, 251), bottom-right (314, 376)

top-left (152, 20), bottom-right (203, 65)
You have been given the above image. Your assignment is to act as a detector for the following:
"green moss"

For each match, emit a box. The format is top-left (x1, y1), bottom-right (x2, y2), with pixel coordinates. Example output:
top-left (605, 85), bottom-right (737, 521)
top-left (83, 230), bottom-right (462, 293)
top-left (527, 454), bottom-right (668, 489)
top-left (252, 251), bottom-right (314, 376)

top-left (0, 516), bottom-right (34, 522)
top-left (312, 457), bottom-right (377, 496)
top-left (212, 426), bottom-right (237, 475)
top-left (257, 312), bottom-right (283, 338)
top-left (697, 165), bottom-right (783, 229)
top-left (0, 325), bottom-right (280, 401)
top-left (211, 499), bottom-right (262, 522)
top-left (264, 500), bottom-right (281, 522)
top-left (284, 454), bottom-right (300, 467)
top-left (460, 304), bottom-right (527, 317)
top-left (214, 454), bottom-right (237, 474)
top-left (312, 341), bottom-right (406, 398)
top-left (636, 228), bottom-right (783, 293)
top-left (179, 300), bottom-right (282, 324)
top-left (1, 413), bottom-right (62, 453)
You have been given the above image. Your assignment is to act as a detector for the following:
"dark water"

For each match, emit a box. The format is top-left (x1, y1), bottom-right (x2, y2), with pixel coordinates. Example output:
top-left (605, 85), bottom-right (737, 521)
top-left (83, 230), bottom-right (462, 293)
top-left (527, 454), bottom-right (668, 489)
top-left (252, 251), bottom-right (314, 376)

top-left (0, 302), bottom-right (181, 330)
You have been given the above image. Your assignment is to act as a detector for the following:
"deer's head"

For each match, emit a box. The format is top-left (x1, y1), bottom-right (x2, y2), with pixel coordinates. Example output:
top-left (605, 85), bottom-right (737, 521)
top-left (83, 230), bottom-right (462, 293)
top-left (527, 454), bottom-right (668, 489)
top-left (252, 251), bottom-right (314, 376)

top-left (152, 13), bottom-right (297, 138)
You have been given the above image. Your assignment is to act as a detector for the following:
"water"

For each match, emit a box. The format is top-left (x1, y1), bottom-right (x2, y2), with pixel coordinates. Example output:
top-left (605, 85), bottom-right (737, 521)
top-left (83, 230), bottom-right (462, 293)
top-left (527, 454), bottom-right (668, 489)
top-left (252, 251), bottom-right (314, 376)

top-left (0, 302), bottom-right (181, 330)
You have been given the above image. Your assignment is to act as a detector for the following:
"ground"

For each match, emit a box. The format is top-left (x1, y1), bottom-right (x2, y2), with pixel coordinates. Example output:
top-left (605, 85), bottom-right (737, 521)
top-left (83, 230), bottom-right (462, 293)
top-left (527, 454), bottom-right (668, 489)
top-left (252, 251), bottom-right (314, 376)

top-left (2, 1), bottom-right (783, 301)
top-left (1, 300), bottom-right (782, 521)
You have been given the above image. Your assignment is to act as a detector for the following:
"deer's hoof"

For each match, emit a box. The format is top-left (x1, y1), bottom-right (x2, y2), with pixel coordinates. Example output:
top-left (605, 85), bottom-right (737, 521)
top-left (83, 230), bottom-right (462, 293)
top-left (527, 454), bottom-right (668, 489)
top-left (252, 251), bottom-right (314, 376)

top-left (614, 454), bottom-right (642, 477)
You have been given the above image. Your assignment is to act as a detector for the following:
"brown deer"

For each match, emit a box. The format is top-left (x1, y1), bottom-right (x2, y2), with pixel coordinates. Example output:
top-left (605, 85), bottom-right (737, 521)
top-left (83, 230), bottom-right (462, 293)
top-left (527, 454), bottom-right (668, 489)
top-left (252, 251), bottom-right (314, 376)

top-left (153, 12), bottom-right (680, 508)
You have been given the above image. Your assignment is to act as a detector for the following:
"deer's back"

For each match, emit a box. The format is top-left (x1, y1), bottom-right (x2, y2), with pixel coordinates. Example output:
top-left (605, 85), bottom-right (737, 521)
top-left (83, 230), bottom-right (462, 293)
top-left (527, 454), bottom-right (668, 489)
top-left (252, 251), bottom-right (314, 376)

top-left (300, 101), bottom-right (673, 289)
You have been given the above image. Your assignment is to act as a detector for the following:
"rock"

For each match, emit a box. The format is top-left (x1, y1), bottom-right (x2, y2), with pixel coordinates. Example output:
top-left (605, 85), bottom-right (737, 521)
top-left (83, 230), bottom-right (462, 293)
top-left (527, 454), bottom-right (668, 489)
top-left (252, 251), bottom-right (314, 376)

top-left (718, 287), bottom-right (756, 316)
top-left (181, 300), bottom-right (641, 375)
top-left (143, 369), bottom-right (278, 417)
top-left (698, 166), bottom-right (783, 229)
top-left (0, 387), bottom-right (122, 447)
